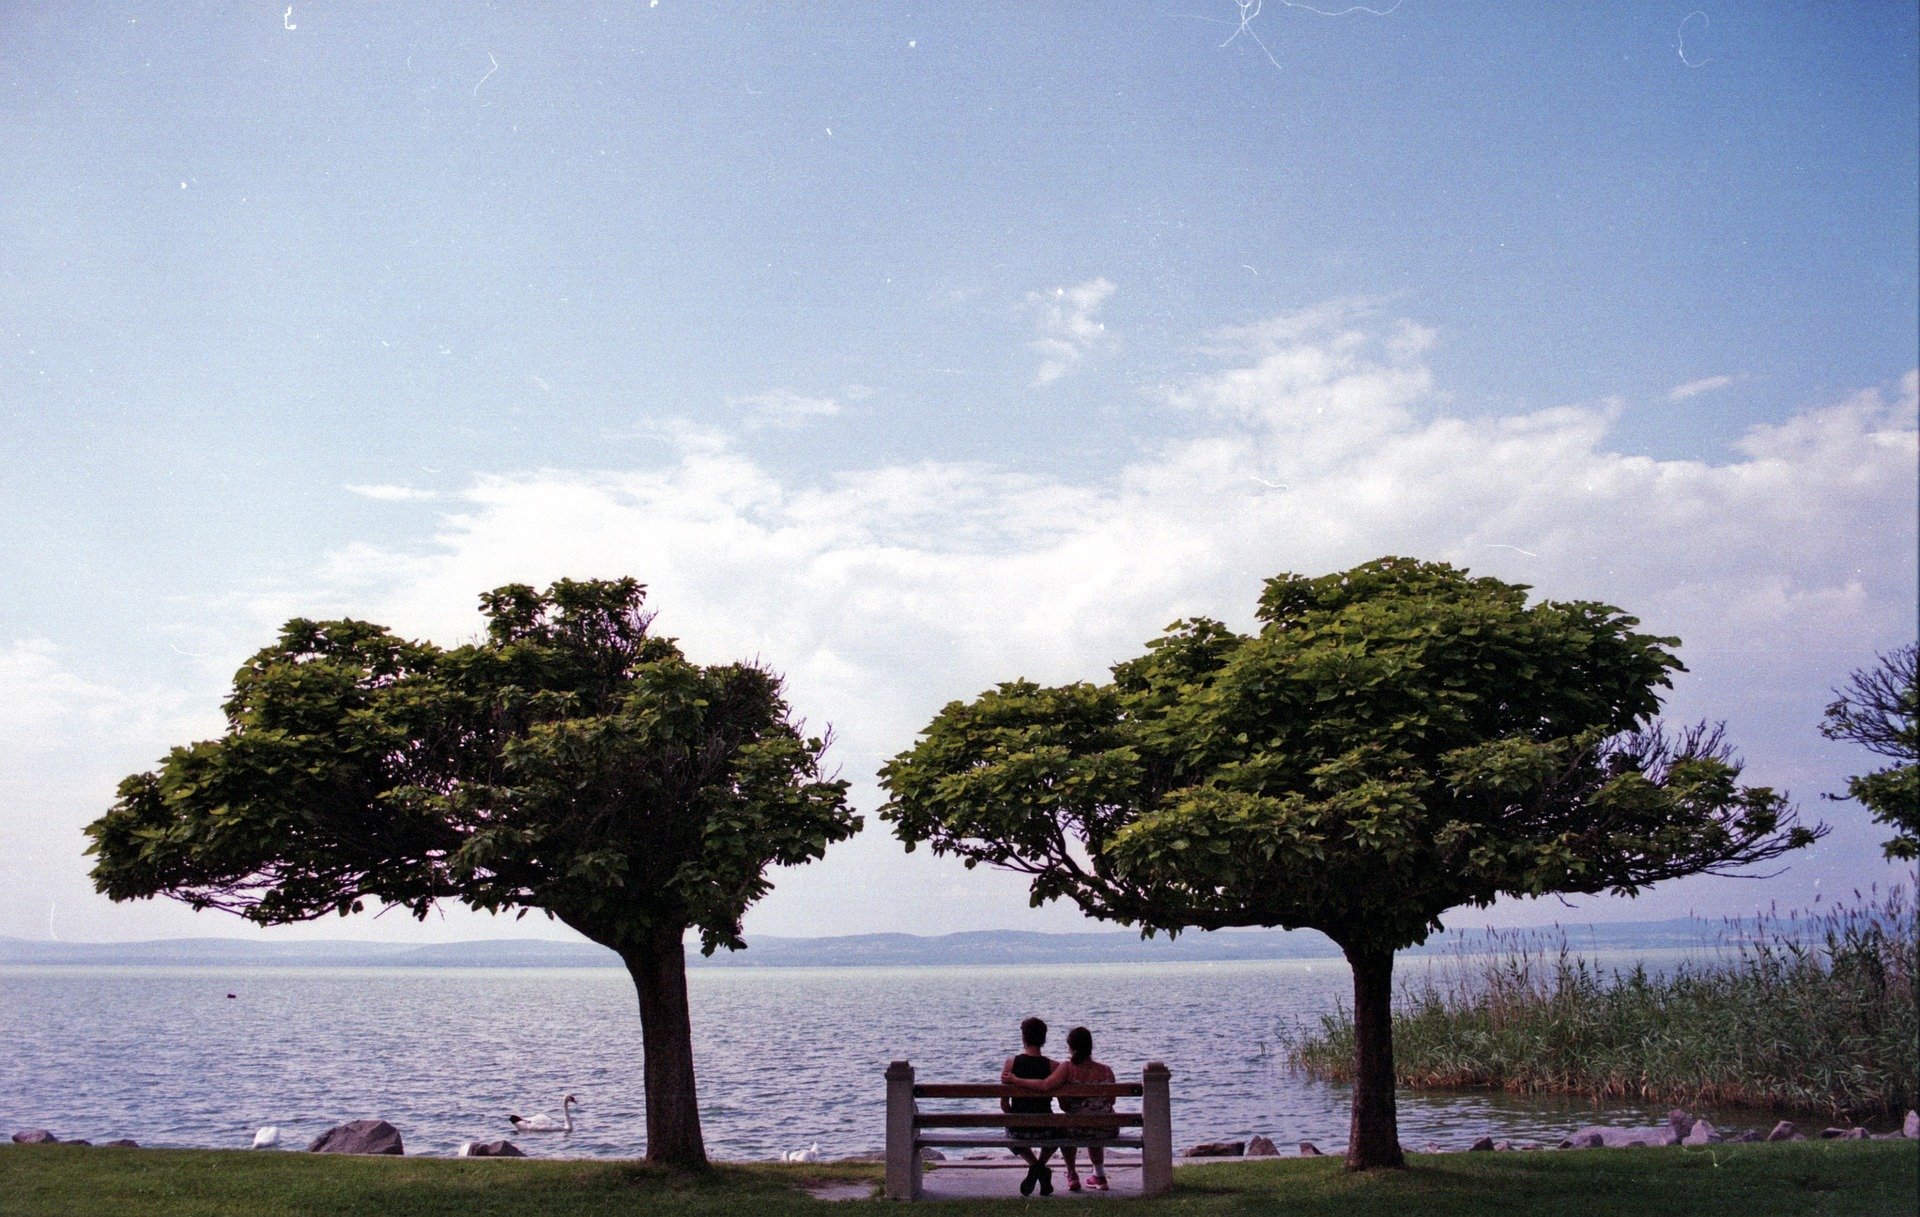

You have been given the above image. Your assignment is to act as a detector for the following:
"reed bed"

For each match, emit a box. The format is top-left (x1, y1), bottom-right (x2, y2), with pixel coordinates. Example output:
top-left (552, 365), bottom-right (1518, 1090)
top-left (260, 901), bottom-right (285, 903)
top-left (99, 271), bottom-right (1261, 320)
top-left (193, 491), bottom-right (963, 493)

top-left (1292, 886), bottom-right (1919, 1120)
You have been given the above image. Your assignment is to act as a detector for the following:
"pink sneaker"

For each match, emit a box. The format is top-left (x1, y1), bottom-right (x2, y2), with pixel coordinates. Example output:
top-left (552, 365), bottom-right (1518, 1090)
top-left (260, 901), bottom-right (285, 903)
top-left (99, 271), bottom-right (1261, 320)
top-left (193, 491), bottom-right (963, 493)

top-left (1086, 1175), bottom-right (1109, 1191)
top-left (1065, 1168), bottom-right (1082, 1192)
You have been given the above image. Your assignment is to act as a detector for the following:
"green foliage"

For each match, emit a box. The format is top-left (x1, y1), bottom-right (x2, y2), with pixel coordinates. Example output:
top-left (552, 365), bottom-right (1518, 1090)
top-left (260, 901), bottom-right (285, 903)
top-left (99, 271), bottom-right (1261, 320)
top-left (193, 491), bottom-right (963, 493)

top-left (880, 557), bottom-right (1818, 954)
top-left (1822, 644), bottom-right (1919, 861)
top-left (1293, 888), bottom-right (1920, 1120)
top-left (85, 578), bottom-right (859, 955)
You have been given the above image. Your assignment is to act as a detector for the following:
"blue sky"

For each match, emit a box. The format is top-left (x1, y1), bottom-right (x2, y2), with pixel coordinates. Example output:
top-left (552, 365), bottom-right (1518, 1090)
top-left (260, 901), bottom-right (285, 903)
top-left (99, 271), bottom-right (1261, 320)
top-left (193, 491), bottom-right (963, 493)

top-left (2, 2), bottom-right (1915, 945)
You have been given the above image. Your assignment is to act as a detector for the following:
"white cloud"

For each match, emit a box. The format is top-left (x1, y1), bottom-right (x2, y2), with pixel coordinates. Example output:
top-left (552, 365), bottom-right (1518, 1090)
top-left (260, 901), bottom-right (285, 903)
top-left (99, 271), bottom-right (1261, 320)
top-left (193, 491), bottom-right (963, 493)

top-left (0, 642), bottom-right (229, 942)
top-left (1028, 277), bottom-right (1116, 385)
top-left (1669, 374), bottom-right (1737, 401)
top-left (345, 483), bottom-right (439, 501)
top-left (0, 642), bottom-right (119, 741)
top-left (732, 389), bottom-right (842, 429)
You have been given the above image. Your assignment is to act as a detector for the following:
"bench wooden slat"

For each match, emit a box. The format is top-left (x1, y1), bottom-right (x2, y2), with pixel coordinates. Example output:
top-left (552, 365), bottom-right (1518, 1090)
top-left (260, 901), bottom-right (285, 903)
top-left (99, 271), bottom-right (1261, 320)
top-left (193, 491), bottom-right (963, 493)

top-left (916, 1112), bottom-right (1141, 1129)
top-left (918, 1137), bottom-right (1147, 1151)
top-left (913, 1083), bottom-right (1142, 1099)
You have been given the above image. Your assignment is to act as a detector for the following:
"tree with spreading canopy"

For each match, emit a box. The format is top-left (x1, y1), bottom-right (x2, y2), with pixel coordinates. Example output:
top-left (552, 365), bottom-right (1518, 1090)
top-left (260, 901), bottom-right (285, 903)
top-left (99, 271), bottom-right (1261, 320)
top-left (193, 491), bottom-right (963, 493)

top-left (1821, 642), bottom-right (1919, 860)
top-left (879, 557), bottom-right (1821, 1170)
top-left (86, 578), bottom-right (857, 1170)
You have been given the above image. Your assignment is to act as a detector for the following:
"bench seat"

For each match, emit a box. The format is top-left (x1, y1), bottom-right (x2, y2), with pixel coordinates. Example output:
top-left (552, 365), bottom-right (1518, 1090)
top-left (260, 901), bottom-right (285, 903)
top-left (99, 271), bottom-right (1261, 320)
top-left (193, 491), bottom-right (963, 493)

top-left (916, 1136), bottom-right (1147, 1151)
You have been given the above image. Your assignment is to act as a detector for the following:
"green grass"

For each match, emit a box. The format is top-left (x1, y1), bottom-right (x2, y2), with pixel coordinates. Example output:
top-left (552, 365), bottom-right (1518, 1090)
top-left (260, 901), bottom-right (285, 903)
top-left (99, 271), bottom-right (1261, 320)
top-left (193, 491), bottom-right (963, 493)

top-left (2, 1141), bottom-right (1916, 1217)
top-left (1294, 887), bottom-right (1919, 1120)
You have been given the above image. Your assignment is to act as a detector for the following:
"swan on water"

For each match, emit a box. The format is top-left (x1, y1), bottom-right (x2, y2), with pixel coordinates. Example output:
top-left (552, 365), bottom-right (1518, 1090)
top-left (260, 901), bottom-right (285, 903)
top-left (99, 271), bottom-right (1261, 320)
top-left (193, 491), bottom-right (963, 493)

top-left (252, 1126), bottom-right (280, 1149)
top-left (781, 1142), bottom-right (820, 1162)
top-left (508, 1095), bottom-right (577, 1133)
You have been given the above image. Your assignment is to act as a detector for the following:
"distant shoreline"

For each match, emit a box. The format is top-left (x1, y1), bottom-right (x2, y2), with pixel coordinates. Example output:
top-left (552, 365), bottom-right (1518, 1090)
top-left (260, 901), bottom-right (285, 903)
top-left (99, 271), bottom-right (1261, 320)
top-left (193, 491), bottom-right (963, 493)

top-left (0, 918), bottom-right (1743, 970)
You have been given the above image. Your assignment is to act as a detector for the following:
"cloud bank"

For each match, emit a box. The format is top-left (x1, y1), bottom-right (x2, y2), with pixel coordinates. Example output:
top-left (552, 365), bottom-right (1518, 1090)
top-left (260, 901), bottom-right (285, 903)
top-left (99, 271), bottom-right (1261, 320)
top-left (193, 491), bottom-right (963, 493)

top-left (279, 303), bottom-right (1914, 935)
top-left (7, 304), bottom-right (1913, 941)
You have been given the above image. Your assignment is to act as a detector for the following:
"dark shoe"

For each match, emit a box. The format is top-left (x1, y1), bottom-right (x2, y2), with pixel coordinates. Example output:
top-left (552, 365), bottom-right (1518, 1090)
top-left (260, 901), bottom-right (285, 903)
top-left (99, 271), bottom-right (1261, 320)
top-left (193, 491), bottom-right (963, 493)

top-left (1019, 1167), bottom-right (1038, 1196)
top-left (1038, 1168), bottom-right (1054, 1196)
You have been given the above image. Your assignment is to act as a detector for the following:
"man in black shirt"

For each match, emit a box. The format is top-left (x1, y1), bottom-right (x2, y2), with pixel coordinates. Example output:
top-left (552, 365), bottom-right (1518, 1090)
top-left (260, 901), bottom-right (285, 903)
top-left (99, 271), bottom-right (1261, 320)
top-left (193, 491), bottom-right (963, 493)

top-left (1002, 1016), bottom-right (1057, 1195)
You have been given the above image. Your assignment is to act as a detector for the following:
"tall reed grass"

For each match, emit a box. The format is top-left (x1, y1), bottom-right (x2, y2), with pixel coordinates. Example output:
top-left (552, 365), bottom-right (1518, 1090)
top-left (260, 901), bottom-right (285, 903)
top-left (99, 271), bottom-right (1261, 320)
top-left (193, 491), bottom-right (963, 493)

top-left (1292, 886), bottom-right (1918, 1120)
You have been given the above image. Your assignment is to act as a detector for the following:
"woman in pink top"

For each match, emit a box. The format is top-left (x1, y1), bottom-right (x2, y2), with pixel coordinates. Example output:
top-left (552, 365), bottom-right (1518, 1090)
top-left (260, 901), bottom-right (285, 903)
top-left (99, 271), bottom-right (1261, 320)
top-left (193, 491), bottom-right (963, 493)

top-left (1000, 1025), bottom-right (1116, 1192)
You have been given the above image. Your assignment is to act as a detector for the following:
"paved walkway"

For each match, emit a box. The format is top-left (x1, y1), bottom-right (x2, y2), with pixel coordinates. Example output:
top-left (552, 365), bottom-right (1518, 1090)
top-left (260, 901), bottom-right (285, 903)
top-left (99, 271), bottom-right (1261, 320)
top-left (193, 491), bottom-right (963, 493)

top-left (918, 1157), bottom-right (1147, 1201)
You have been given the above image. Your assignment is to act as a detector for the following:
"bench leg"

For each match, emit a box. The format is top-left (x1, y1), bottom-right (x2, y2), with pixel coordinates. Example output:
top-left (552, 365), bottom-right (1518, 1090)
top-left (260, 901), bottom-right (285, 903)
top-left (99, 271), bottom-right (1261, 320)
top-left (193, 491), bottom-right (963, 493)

top-left (1141, 1062), bottom-right (1172, 1197)
top-left (885, 1061), bottom-right (920, 1200)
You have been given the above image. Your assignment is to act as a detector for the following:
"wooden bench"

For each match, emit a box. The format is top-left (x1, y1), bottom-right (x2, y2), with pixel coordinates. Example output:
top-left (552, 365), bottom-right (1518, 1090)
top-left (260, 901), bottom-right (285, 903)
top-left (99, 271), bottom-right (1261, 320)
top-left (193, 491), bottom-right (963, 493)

top-left (883, 1060), bottom-right (1173, 1200)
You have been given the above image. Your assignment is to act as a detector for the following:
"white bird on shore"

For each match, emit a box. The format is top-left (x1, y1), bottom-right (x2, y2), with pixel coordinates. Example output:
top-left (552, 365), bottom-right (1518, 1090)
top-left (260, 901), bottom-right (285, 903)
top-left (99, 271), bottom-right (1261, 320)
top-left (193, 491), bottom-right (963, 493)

top-left (252, 1126), bottom-right (280, 1149)
top-left (782, 1142), bottom-right (820, 1162)
top-left (509, 1095), bottom-right (577, 1133)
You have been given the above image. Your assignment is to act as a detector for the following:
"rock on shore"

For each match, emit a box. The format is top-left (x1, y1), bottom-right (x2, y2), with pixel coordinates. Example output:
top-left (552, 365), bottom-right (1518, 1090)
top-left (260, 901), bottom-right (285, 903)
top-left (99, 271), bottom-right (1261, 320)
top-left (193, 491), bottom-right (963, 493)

top-left (1562, 1126), bottom-right (1676, 1149)
top-left (308, 1120), bottom-right (404, 1155)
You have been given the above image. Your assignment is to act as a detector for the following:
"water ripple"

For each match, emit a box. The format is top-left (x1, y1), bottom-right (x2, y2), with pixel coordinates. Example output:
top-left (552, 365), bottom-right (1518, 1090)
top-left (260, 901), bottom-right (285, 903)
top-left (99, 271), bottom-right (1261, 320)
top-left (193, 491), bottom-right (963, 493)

top-left (2, 960), bottom-right (1707, 1158)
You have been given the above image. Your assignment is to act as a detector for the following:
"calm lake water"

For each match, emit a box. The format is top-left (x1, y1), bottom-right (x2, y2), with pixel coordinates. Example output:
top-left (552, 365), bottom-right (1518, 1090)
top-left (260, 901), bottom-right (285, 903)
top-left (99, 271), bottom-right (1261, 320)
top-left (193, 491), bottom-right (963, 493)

top-left (1, 956), bottom-right (1733, 1159)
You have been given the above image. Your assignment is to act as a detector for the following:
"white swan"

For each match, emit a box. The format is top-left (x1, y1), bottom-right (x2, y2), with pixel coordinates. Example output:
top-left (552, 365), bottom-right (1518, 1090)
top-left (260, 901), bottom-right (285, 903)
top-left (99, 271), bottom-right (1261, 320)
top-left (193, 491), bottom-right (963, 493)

top-left (508, 1095), bottom-right (577, 1133)
top-left (252, 1126), bottom-right (280, 1149)
top-left (781, 1142), bottom-right (820, 1163)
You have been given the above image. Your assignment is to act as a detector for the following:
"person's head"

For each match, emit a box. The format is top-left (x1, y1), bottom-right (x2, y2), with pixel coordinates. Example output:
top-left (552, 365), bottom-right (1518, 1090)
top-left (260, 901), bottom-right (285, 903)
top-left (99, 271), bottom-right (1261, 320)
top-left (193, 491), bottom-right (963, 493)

top-left (1020, 1016), bottom-right (1048, 1048)
top-left (1066, 1026), bottom-right (1093, 1064)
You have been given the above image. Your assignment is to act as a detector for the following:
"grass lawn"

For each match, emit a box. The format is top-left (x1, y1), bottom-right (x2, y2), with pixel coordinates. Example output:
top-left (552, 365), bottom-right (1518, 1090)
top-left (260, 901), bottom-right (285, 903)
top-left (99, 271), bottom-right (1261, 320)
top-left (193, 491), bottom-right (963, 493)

top-left (1, 1141), bottom-right (1914, 1217)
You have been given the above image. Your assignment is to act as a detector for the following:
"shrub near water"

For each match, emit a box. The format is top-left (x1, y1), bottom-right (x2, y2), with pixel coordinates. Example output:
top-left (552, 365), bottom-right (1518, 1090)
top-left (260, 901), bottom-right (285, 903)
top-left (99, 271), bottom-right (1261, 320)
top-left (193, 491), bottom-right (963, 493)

top-left (1293, 888), bottom-right (1919, 1121)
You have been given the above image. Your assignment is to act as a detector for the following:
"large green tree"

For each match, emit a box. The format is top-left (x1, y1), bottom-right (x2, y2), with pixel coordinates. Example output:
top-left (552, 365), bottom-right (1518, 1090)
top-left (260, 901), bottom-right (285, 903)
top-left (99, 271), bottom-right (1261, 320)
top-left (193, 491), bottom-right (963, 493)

top-left (880, 557), bottom-right (1819, 1170)
top-left (87, 578), bottom-right (857, 1169)
top-left (1822, 643), bottom-right (1919, 860)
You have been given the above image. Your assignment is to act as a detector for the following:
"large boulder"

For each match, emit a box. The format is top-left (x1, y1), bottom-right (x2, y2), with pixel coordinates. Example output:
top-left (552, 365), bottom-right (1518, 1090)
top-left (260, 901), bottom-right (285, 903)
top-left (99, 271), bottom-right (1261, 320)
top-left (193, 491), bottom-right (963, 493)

top-left (1245, 1135), bottom-right (1278, 1157)
top-left (11, 1130), bottom-right (57, 1145)
top-left (1297, 1141), bottom-right (1324, 1156)
top-left (1667, 1109), bottom-right (1697, 1140)
top-left (1183, 1140), bottom-right (1245, 1157)
top-left (461, 1140), bottom-right (525, 1158)
top-left (308, 1120), bottom-right (404, 1155)
top-left (1820, 1127), bottom-right (1868, 1140)
top-left (1682, 1120), bottom-right (1720, 1146)
top-left (1904, 1111), bottom-right (1919, 1139)
top-left (1468, 1136), bottom-right (1495, 1152)
top-left (1766, 1121), bottom-right (1798, 1142)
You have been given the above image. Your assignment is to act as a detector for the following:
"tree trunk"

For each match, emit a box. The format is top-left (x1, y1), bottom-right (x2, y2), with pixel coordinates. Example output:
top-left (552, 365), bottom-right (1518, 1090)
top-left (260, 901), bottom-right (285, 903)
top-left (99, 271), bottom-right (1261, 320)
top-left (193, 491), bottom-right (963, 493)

top-left (1342, 944), bottom-right (1406, 1171)
top-left (623, 928), bottom-right (709, 1170)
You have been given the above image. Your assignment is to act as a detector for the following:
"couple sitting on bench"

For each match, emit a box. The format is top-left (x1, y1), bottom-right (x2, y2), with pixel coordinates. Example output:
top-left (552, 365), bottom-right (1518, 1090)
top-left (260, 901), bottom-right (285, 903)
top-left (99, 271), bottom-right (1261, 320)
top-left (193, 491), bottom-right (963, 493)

top-left (1001, 1016), bottom-right (1115, 1195)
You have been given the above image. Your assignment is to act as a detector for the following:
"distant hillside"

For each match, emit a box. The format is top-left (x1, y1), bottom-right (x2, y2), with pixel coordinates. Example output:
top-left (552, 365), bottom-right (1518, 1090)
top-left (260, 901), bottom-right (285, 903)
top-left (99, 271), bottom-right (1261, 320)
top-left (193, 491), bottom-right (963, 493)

top-left (0, 917), bottom-right (1733, 970)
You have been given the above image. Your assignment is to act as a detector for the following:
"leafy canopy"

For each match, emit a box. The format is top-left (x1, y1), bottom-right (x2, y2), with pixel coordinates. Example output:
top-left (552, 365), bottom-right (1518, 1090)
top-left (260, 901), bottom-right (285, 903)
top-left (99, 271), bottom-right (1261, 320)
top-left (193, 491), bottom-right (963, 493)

top-left (87, 578), bottom-right (858, 954)
top-left (881, 558), bottom-right (1819, 952)
top-left (1822, 643), bottom-right (1919, 861)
